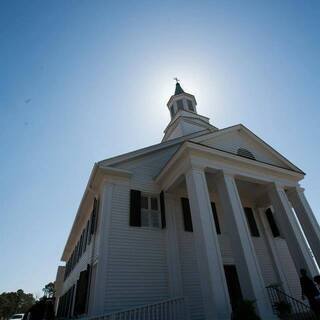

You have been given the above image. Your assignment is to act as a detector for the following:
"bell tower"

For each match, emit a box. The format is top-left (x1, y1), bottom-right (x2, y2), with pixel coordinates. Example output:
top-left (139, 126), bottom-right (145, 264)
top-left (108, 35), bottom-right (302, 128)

top-left (163, 81), bottom-right (217, 141)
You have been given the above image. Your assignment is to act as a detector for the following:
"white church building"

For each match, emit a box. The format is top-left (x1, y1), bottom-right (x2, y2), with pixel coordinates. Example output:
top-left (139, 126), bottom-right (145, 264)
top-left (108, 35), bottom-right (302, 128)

top-left (55, 82), bottom-right (320, 320)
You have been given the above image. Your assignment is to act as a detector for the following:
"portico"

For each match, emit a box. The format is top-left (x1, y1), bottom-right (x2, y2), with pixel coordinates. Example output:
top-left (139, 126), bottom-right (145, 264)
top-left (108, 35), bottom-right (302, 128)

top-left (156, 140), bottom-right (319, 320)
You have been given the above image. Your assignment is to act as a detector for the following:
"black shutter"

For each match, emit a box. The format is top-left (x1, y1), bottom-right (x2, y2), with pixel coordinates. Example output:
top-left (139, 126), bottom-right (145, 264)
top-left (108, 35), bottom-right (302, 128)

top-left (79, 233), bottom-right (83, 258)
top-left (84, 220), bottom-right (89, 248)
top-left (90, 198), bottom-right (98, 235)
top-left (211, 202), bottom-right (221, 234)
top-left (71, 251), bottom-right (75, 270)
top-left (130, 189), bottom-right (141, 226)
top-left (74, 279), bottom-right (80, 316)
top-left (74, 265), bottom-right (90, 315)
top-left (160, 191), bottom-right (166, 229)
top-left (244, 207), bottom-right (260, 237)
top-left (181, 198), bottom-right (193, 232)
top-left (94, 198), bottom-right (99, 232)
top-left (75, 242), bottom-right (79, 263)
top-left (265, 208), bottom-right (280, 237)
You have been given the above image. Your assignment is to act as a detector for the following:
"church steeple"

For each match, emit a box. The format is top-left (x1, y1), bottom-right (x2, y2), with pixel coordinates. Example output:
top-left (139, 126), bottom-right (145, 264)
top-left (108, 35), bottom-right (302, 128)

top-left (162, 80), bottom-right (217, 141)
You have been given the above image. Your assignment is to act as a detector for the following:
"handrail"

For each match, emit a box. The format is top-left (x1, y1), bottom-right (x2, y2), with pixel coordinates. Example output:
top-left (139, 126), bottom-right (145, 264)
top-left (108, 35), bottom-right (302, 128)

top-left (267, 285), bottom-right (312, 309)
top-left (84, 296), bottom-right (189, 320)
top-left (266, 285), bottom-right (318, 319)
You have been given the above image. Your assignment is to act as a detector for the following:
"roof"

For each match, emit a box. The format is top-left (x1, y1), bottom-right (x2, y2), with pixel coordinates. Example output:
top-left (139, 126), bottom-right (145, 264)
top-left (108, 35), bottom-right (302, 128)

top-left (98, 128), bottom-right (213, 167)
top-left (174, 82), bottom-right (185, 95)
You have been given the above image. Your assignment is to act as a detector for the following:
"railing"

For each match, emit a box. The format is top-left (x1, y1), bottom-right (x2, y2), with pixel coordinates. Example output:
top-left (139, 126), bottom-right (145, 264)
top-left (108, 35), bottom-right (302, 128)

top-left (266, 285), bottom-right (318, 320)
top-left (85, 297), bottom-right (190, 320)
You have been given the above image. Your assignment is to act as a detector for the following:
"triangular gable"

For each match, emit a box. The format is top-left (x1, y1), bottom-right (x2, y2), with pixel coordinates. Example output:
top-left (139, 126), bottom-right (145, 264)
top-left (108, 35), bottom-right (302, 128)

top-left (191, 124), bottom-right (304, 173)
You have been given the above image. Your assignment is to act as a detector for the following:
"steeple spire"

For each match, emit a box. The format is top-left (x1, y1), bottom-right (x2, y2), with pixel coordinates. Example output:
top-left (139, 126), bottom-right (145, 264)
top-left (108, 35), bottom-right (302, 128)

top-left (174, 82), bottom-right (185, 95)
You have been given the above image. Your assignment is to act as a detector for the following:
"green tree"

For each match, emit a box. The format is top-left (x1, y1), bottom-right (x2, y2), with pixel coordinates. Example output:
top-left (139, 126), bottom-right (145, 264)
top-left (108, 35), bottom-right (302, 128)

top-left (42, 283), bottom-right (55, 299)
top-left (0, 290), bottom-right (35, 319)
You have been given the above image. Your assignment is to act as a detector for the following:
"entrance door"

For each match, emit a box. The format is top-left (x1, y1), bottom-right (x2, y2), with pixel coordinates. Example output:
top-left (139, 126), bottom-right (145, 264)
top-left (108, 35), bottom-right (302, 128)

top-left (224, 265), bottom-right (243, 310)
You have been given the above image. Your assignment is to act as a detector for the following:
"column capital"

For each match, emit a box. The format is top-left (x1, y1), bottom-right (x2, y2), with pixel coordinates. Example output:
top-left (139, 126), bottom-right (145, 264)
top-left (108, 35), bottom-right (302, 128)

top-left (222, 169), bottom-right (236, 178)
top-left (266, 182), bottom-right (286, 193)
top-left (286, 185), bottom-right (305, 197)
top-left (185, 164), bottom-right (206, 177)
top-left (214, 169), bottom-right (235, 182)
top-left (162, 192), bottom-right (177, 201)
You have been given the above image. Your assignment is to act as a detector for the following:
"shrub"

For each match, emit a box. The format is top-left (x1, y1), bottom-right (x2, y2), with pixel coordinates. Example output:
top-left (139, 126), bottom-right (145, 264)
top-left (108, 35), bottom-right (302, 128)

top-left (274, 300), bottom-right (292, 319)
top-left (231, 300), bottom-right (261, 320)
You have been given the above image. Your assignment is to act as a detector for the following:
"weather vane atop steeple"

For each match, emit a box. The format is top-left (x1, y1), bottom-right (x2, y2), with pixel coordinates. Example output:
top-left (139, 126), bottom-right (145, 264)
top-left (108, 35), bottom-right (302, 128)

top-left (173, 77), bottom-right (180, 83)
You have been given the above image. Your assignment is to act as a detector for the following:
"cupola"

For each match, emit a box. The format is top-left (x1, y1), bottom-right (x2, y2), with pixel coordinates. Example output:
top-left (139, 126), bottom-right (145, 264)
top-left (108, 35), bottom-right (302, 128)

top-left (162, 81), bottom-right (217, 142)
top-left (167, 82), bottom-right (197, 119)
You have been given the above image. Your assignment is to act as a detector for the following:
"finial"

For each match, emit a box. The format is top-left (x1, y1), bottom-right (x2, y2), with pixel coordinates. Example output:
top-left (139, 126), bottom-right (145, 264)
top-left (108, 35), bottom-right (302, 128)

top-left (173, 77), bottom-right (180, 83)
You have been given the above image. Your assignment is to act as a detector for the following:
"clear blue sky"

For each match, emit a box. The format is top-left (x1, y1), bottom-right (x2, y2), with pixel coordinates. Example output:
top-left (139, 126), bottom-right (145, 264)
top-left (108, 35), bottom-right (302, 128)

top-left (1, 0), bottom-right (319, 296)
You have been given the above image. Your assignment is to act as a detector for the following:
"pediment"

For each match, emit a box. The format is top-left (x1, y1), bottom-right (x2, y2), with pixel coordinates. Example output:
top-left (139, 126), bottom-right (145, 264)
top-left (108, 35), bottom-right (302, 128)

top-left (191, 124), bottom-right (303, 173)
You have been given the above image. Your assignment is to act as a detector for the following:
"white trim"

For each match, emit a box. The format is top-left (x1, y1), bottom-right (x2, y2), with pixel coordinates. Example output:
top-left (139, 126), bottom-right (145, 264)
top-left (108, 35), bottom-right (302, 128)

top-left (155, 141), bottom-right (304, 191)
top-left (92, 182), bottom-right (114, 315)
top-left (164, 194), bottom-right (183, 297)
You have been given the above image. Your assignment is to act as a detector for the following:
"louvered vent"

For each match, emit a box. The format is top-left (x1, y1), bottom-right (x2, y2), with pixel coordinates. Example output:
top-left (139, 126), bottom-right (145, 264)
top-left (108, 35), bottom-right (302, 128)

top-left (237, 148), bottom-right (255, 160)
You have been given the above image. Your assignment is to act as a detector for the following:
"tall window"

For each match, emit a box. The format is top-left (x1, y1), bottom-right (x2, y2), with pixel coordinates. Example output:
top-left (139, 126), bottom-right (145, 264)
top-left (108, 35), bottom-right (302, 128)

top-left (211, 202), bottom-right (221, 234)
top-left (141, 194), bottom-right (161, 228)
top-left (265, 208), bottom-right (280, 237)
top-left (244, 207), bottom-right (260, 237)
top-left (181, 198), bottom-right (193, 232)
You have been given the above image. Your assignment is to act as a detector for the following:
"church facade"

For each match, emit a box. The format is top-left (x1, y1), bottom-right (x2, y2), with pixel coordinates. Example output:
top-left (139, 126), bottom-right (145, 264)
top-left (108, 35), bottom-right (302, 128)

top-left (55, 83), bottom-right (320, 320)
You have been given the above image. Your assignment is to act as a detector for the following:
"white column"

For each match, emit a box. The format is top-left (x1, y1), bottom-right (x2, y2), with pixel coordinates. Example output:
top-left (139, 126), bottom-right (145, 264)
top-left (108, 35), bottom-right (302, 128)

top-left (185, 167), bottom-right (231, 320)
top-left (287, 187), bottom-right (320, 270)
top-left (258, 208), bottom-right (292, 296)
top-left (164, 193), bottom-right (183, 298)
top-left (267, 183), bottom-right (318, 276)
top-left (92, 182), bottom-right (114, 315)
top-left (216, 172), bottom-right (275, 319)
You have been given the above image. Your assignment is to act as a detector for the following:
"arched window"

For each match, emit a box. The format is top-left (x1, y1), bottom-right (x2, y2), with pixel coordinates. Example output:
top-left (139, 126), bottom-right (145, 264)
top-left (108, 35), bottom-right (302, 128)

top-left (237, 148), bottom-right (255, 160)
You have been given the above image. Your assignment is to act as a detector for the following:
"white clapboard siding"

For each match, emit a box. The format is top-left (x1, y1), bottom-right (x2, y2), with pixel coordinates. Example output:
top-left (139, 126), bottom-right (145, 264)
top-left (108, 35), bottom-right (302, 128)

top-left (175, 198), bottom-right (204, 320)
top-left (103, 184), bottom-right (169, 314)
top-left (252, 237), bottom-right (278, 286)
top-left (251, 209), bottom-right (279, 287)
top-left (274, 239), bottom-right (301, 300)
top-left (95, 145), bottom-right (181, 313)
